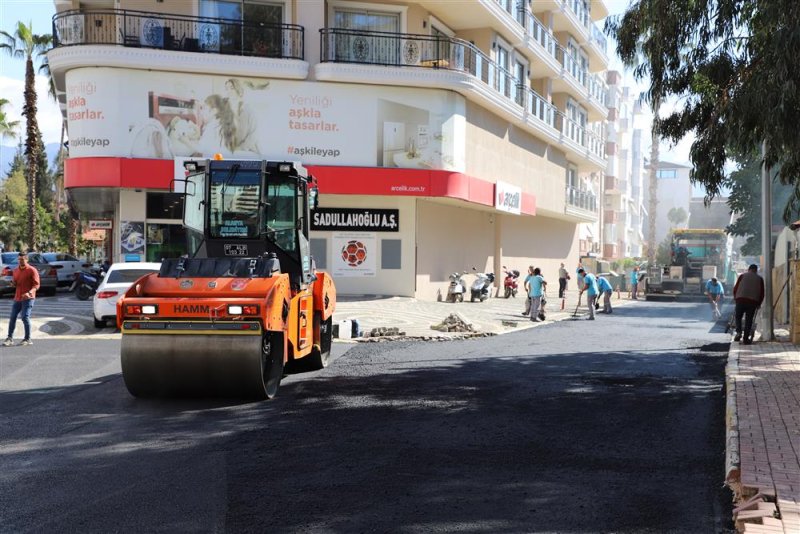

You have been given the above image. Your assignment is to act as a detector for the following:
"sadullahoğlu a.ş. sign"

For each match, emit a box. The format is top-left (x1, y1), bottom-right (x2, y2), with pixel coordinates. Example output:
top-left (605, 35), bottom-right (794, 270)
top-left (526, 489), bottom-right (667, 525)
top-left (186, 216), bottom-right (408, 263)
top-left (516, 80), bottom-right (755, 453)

top-left (311, 208), bottom-right (399, 232)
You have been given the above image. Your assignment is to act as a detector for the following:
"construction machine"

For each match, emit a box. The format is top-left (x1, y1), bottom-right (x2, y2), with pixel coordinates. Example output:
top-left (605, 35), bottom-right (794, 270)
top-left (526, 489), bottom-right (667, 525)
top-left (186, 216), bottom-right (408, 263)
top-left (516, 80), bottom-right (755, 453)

top-left (645, 228), bottom-right (731, 300)
top-left (117, 159), bottom-right (336, 399)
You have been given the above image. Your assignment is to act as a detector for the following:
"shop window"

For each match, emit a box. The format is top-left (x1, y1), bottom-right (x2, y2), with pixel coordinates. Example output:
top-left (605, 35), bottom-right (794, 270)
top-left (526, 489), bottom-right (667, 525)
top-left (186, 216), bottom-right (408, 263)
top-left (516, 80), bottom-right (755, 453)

top-left (146, 223), bottom-right (188, 262)
top-left (381, 239), bottom-right (401, 269)
top-left (310, 238), bottom-right (327, 269)
top-left (146, 193), bottom-right (184, 220)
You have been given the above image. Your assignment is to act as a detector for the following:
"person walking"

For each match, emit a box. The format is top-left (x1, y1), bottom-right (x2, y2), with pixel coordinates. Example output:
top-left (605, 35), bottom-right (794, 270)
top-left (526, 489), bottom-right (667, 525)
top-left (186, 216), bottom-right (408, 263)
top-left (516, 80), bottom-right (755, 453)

top-left (705, 276), bottom-right (725, 320)
top-left (524, 267), bottom-right (547, 322)
top-left (597, 275), bottom-right (614, 314)
top-left (3, 252), bottom-right (40, 347)
top-left (578, 268), bottom-right (598, 320)
top-left (733, 264), bottom-right (764, 344)
top-left (630, 266), bottom-right (640, 300)
top-left (558, 262), bottom-right (569, 299)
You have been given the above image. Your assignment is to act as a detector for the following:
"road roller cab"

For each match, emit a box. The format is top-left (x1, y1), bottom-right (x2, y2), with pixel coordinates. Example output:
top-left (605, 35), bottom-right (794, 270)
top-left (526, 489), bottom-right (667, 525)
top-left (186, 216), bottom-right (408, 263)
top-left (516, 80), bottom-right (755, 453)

top-left (118, 159), bottom-right (336, 399)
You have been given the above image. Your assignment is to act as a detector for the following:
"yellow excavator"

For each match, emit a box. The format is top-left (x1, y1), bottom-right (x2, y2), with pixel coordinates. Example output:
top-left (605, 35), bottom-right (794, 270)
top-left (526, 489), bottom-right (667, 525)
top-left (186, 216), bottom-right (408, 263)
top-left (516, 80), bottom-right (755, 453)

top-left (117, 158), bottom-right (336, 399)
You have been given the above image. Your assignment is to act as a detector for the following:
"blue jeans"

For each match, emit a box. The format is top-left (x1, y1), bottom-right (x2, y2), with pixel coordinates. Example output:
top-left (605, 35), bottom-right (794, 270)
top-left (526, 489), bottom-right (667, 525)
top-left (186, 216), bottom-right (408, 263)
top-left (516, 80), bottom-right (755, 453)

top-left (8, 299), bottom-right (34, 340)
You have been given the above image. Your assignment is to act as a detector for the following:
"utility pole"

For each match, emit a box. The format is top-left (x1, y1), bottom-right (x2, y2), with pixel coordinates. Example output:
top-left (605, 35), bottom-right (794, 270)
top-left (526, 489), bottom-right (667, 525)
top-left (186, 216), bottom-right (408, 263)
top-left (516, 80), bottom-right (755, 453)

top-left (761, 140), bottom-right (774, 341)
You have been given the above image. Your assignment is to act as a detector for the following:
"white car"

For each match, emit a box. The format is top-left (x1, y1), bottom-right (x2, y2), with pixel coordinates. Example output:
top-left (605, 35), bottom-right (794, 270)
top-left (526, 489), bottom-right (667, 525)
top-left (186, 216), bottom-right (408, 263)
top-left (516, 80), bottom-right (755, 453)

top-left (93, 262), bottom-right (162, 328)
top-left (42, 252), bottom-right (90, 286)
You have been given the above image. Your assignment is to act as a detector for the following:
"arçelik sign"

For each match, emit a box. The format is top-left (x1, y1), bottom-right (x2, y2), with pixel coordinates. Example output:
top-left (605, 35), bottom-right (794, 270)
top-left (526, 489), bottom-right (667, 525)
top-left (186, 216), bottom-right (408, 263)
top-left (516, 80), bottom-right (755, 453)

top-left (311, 208), bottom-right (399, 232)
top-left (494, 180), bottom-right (521, 215)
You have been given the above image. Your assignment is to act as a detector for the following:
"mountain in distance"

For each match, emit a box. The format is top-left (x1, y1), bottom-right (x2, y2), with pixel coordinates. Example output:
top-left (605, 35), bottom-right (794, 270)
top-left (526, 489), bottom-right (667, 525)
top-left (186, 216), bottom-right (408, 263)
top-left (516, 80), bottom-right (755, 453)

top-left (0, 142), bottom-right (62, 178)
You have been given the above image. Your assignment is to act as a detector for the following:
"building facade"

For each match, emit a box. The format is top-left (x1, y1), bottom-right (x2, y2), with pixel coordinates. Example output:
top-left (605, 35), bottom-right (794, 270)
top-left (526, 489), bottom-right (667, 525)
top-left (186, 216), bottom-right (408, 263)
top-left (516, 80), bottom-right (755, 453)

top-left (644, 160), bottom-right (693, 247)
top-left (48, 0), bottom-right (609, 298)
top-left (601, 71), bottom-right (645, 260)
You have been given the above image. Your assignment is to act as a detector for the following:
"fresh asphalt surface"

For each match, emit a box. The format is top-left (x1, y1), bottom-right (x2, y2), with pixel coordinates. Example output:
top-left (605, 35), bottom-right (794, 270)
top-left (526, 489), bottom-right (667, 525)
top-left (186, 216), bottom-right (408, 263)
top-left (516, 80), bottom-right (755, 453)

top-left (0, 299), bottom-right (733, 533)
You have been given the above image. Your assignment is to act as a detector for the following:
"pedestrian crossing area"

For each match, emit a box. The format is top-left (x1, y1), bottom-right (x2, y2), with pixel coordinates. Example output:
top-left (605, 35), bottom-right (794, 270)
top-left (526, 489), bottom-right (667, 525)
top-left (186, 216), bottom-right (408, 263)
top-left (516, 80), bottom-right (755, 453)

top-left (0, 292), bottom-right (119, 340)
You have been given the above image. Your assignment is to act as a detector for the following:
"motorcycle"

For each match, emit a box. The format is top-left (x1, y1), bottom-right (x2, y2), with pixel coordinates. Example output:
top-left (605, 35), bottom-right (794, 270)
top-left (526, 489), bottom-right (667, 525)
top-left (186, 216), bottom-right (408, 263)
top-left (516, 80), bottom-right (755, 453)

top-left (70, 270), bottom-right (101, 301)
top-left (502, 266), bottom-right (520, 298)
top-left (446, 271), bottom-right (467, 303)
top-left (470, 269), bottom-right (495, 302)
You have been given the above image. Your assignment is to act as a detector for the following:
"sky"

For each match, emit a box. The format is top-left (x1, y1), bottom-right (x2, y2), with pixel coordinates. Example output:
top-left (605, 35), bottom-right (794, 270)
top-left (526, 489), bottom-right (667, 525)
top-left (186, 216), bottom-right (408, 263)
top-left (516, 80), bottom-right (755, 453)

top-left (0, 0), bottom-right (701, 183)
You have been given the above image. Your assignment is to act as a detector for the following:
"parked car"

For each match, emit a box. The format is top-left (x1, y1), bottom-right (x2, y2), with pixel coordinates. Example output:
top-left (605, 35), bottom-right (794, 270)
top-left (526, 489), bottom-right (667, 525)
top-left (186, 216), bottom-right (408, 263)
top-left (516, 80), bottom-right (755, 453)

top-left (93, 262), bottom-right (162, 328)
top-left (41, 252), bottom-right (91, 286)
top-left (0, 252), bottom-right (59, 297)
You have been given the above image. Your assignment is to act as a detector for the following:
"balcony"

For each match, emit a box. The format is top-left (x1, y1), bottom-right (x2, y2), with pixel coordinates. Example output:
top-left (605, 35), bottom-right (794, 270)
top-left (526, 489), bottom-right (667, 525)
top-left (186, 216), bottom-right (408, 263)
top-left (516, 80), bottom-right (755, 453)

top-left (555, 113), bottom-right (605, 168)
top-left (516, 9), bottom-right (560, 76)
top-left (552, 47), bottom-right (608, 120)
top-left (565, 185), bottom-right (598, 219)
top-left (52, 9), bottom-right (304, 59)
top-left (317, 28), bottom-right (569, 146)
top-left (587, 22), bottom-right (608, 66)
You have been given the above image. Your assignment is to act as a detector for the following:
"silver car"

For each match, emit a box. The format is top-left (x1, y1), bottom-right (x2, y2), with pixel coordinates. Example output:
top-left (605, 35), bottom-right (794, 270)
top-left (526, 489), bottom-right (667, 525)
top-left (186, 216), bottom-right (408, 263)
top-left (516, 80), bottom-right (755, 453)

top-left (41, 252), bottom-right (89, 286)
top-left (0, 252), bottom-right (59, 297)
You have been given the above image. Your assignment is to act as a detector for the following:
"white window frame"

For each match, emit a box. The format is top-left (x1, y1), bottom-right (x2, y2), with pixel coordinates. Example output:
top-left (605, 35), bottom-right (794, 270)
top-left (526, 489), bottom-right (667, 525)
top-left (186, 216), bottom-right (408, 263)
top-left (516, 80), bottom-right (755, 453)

top-left (196, 0), bottom-right (292, 24)
top-left (428, 15), bottom-right (454, 38)
top-left (328, 0), bottom-right (408, 32)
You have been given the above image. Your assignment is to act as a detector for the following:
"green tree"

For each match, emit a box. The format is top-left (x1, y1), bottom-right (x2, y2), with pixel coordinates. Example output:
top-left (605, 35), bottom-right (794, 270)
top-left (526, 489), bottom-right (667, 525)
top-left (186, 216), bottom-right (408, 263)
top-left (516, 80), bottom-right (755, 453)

top-left (608, 1), bottom-right (800, 215)
top-left (656, 235), bottom-right (672, 266)
top-left (726, 155), bottom-right (793, 255)
top-left (1, 21), bottom-right (52, 249)
top-left (667, 206), bottom-right (688, 227)
top-left (0, 98), bottom-right (20, 141)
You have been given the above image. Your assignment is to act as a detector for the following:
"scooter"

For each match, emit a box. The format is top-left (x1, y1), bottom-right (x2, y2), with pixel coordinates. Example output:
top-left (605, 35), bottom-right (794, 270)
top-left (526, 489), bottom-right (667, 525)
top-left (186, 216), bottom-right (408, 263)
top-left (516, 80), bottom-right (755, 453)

top-left (470, 269), bottom-right (495, 302)
top-left (70, 270), bottom-right (101, 301)
top-left (447, 271), bottom-right (467, 303)
top-left (502, 266), bottom-right (520, 298)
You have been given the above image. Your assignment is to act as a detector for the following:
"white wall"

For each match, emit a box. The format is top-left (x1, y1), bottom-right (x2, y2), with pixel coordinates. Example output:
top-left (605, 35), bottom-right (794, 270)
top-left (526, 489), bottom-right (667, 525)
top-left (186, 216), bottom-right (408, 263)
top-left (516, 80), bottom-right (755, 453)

top-left (312, 194), bottom-right (416, 297)
top-left (654, 166), bottom-right (692, 244)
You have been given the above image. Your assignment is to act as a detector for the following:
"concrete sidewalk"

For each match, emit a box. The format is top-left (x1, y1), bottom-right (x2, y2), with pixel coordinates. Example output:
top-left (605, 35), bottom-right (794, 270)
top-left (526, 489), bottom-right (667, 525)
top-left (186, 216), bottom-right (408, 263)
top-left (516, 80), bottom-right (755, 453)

top-left (333, 286), bottom-right (633, 339)
top-left (726, 336), bottom-right (800, 533)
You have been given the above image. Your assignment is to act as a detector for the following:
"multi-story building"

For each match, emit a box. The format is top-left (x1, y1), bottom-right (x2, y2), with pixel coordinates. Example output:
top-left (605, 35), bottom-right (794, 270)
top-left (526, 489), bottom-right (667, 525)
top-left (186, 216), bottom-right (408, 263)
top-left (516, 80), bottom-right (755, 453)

top-left (601, 70), bottom-right (645, 260)
top-left (644, 160), bottom-right (693, 246)
top-left (47, 0), bottom-right (609, 298)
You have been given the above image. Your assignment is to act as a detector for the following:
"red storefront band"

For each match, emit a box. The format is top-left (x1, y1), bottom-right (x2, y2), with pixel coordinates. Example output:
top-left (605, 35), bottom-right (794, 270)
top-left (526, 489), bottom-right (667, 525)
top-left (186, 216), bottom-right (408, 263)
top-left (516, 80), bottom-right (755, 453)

top-left (65, 157), bottom-right (536, 216)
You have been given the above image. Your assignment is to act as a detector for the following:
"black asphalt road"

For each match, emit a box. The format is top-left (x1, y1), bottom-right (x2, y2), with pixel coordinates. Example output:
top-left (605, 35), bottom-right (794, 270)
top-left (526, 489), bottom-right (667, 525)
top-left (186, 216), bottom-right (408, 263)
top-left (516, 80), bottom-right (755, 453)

top-left (0, 301), bottom-right (733, 533)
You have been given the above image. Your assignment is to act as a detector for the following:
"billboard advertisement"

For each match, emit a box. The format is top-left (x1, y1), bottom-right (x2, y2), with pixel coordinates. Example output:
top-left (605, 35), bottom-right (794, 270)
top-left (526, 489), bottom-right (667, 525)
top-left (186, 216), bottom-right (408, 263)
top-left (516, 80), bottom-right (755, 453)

top-left (65, 68), bottom-right (465, 171)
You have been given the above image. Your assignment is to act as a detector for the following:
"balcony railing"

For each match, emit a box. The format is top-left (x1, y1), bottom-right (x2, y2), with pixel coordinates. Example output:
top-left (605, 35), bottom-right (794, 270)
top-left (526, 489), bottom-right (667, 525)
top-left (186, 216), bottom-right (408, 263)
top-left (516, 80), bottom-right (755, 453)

top-left (554, 113), bottom-right (604, 160)
top-left (557, 47), bottom-right (587, 87)
top-left (517, 8), bottom-right (558, 60)
top-left (590, 23), bottom-right (607, 53)
top-left (564, 0), bottom-right (590, 29)
top-left (52, 9), bottom-right (304, 59)
top-left (320, 29), bottom-right (558, 129)
top-left (587, 72), bottom-right (608, 103)
top-left (566, 185), bottom-right (597, 212)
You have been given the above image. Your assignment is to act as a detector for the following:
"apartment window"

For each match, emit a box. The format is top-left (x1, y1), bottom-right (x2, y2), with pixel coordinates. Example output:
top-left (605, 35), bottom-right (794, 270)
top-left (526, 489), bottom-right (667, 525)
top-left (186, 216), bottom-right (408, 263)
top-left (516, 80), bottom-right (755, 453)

top-left (513, 60), bottom-right (526, 106)
top-left (199, 1), bottom-right (284, 55)
top-left (334, 8), bottom-right (399, 32)
top-left (567, 165), bottom-right (578, 188)
top-left (516, 0), bottom-right (528, 26)
top-left (657, 169), bottom-right (677, 179)
top-left (495, 43), bottom-right (511, 97)
top-left (332, 5), bottom-right (401, 63)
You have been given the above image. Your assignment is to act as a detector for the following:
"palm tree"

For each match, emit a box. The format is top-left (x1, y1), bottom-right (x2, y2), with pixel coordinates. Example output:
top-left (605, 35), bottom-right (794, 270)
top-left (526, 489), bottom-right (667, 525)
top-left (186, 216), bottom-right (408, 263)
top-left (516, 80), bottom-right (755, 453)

top-left (39, 57), bottom-right (66, 223)
top-left (0, 98), bottom-right (20, 141)
top-left (1, 21), bottom-right (52, 250)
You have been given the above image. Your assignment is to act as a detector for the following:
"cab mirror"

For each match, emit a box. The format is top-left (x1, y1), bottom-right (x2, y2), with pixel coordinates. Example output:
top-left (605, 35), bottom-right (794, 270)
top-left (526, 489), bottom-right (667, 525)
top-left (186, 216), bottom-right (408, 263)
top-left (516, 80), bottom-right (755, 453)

top-left (170, 179), bottom-right (196, 196)
top-left (308, 186), bottom-right (319, 210)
